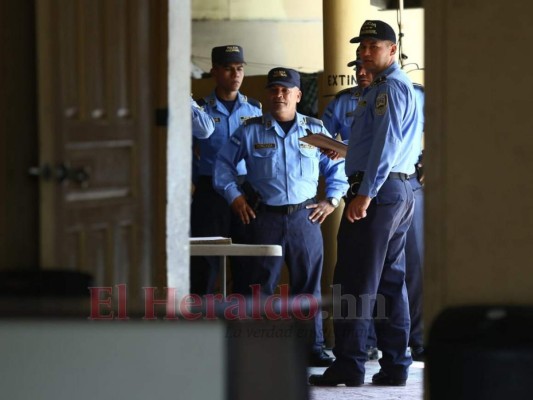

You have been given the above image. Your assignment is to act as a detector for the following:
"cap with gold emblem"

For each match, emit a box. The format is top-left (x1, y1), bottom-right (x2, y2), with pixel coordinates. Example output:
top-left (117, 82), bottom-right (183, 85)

top-left (350, 20), bottom-right (396, 43)
top-left (266, 67), bottom-right (301, 89)
top-left (211, 45), bottom-right (245, 65)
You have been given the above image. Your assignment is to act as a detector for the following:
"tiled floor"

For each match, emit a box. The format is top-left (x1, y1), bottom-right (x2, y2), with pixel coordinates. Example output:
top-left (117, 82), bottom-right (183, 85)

top-left (307, 357), bottom-right (424, 400)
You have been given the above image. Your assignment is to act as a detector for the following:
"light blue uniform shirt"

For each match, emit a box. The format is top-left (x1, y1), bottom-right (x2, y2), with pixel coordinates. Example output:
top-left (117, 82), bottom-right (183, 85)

top-left (195, 91), bottom-right (262, 176)
top-left (346, 62), bottom-right (422, 198)
top-left (413, 83), bottom-right (425, 141)
top-left (214, 112), bottom-right (348, 206)
top-left (191, 97), bottom-right (215, 138)
top-left (321, 86), bottom-right (363, 141)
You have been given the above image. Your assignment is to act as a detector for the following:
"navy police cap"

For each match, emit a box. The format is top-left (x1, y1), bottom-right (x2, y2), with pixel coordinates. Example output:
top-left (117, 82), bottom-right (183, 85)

top-left (350, 20), bottom-right (396, 43)
top-left (266, 67), bottom-right (300, 89)
top-left (211, 45), bottom-right (245, 65)
top-left (347, 48), bottom-right (362, 68)
top-left (347, 59), bottom-right (362, 68)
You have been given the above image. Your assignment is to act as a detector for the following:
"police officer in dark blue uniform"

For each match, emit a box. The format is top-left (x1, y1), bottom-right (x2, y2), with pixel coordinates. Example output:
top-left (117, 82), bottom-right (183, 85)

top-left (214, 67), bottom-right (348, 367)
top-left (309, 20), bottom-right (423, 387)
top-left (190, 45), bottom-right (262, 295)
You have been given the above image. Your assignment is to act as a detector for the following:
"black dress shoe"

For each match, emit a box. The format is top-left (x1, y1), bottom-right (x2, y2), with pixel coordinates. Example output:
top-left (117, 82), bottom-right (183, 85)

top-left (372, 371), bottom-right (407, 386)
top-left (308, 373), bottom-right (364, 387)
top-left (308, 350), bottom-right (335, 367)
top-left (411, 346), bottom-right (425, 362)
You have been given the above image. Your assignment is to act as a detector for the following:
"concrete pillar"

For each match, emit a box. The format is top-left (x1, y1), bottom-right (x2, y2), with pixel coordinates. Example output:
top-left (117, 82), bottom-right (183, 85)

top-left (320, 0), bottom-right (376, 113)
top-left (167, 0), bottom-right (192, 295)
top-left (320, 0), bottom-right (375, 347)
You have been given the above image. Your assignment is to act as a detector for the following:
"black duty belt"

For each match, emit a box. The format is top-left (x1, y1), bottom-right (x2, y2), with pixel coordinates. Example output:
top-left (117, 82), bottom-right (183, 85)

top-left (389, 172), bottom-right (417, 181)
top-left (347, 171), bottom-right (415, 198)
top-left (348, 171), bottom-right (415, 184)
top-left (260, 198), bottom-right (315, 215)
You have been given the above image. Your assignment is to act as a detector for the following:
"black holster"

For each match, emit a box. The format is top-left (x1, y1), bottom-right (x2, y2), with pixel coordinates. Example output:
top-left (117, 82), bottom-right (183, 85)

top-left (241, 181), bottom-right (262, 212)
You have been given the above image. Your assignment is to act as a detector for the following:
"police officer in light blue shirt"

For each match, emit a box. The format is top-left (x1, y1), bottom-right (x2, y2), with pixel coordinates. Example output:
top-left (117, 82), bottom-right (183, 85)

top-left (309, 20), bottom-right (422, 388)
top-left (190, 45), bottom-right (262, 296)
top-left (191, 97), bottom-right (215, 185)
top-left (405, 83), bottom-right (425, 361)
top-left (322, 53), bottom-right (381, 361)
top-left (191, 97), bottom-right (215, 138)
top-left (321, 55), bottom-right (374, 142)
top-left (214, 67), bottom-right (348, 367)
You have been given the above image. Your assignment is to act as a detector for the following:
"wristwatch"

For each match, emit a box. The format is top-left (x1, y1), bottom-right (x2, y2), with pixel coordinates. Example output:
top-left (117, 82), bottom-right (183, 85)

top-left (327, 197), bottom-right (340, 208)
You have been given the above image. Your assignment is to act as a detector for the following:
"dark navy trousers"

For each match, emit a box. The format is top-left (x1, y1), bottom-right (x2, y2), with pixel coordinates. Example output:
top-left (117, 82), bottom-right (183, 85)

top-left (190, 177), bottom-right (247, 295)
top-left (366, 177), bottom-right (424, 350)
top-left (331, 179), bottom-right (414, 380)
top-left (241, 206), bottom-right (325, 353)
top-left (406, 177), bottom-right (424, 349)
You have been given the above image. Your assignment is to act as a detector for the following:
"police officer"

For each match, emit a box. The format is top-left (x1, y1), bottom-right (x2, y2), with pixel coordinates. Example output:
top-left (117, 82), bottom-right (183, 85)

top-left (322, 53), bottom-right (374, 141)
top-left (322, 54), bottom-right (380, 361)
top-left (190, 45), bottom-right (262, 295)
top-left (191, 97), bottom-right (215, 186)
top-left (213, 67), bottom-right (348, 367)
top-left (191, 96), bottom-right (215, 138)
top-left (309, 20), bottom-right (422, 386)
top-left (406, 83), bottom-right (425, 361)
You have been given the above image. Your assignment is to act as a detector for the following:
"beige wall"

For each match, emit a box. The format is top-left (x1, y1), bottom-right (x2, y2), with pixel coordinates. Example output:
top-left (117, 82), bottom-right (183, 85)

top-left (191, 0), bottom-right (323, 75)
top-left (191, 0), bottom-right (424, 78)
top-left (425, 1), bottom-right (533, 330)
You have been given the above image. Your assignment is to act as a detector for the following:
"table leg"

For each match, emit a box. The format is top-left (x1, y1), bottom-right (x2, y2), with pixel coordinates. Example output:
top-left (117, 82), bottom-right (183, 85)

top-left (221, 256), bottom-right (227, 298)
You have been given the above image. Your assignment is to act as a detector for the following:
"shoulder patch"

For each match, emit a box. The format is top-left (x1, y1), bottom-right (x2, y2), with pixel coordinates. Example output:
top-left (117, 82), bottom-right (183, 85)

top-left (246, 97), bottom-right (262, 110)
top-left (244, 116), bottom-right (263, 126)
top-left (375, 93), bottom-right (388, 116)
top-left (371, 76), bottom-right (387, 88)
top-left (303, 116), bottom-right (324, 127)
top-left (230, 135), bottom-right (241, 146)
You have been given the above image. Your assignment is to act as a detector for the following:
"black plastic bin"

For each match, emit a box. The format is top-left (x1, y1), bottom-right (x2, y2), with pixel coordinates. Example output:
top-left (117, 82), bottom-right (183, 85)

top-left (427, 305), bottom-right (533, 400)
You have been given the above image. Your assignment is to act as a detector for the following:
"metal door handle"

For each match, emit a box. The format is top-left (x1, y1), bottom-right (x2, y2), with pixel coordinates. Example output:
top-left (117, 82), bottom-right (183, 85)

top-left (29, 163), bottom-right (90, 187)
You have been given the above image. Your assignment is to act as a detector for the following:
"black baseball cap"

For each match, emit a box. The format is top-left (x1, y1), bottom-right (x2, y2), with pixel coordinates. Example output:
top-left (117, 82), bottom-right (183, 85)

top-left (211, 45), bottom-right (245, 65)
top-left (350, 20), bottom-right (396, 43)
top-left (266, 67), bottom-right (301, 89)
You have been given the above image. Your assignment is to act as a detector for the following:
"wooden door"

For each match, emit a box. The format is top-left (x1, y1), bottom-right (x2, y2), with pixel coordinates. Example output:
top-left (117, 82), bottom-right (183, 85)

top-left (36, 0), bottom-right (156, 298)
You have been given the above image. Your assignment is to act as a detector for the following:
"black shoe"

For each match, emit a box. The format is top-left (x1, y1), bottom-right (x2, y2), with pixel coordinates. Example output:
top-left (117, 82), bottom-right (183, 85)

top-left (309, 372), bottom-right (364, 387)
top-left (372, 371), bottom-right (407, 386)
top-left (366, 346), bottom-right (379, 360)
top-left (411, 346), bottom-right (425, 362)
top-left (309, 350), bottom-right (335, 367)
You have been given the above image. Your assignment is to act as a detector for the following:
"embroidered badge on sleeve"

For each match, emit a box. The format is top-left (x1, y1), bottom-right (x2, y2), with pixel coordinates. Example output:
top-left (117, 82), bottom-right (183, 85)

top-left (375, 93), bottom-right (388, 116)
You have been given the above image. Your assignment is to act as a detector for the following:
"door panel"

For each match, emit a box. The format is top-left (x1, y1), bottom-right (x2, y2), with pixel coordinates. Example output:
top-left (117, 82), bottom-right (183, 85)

top-left (37, 0), bottom-right (153, 298)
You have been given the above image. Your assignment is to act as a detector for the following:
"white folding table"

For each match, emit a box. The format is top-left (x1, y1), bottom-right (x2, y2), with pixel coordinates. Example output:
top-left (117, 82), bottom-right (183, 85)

top-left (190, 243), bottom-right (283, 297)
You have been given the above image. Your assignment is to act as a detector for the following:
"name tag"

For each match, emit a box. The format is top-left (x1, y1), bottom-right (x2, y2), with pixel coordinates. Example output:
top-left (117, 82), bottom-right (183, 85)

top-left (254, 143), bottom-right (276, 149)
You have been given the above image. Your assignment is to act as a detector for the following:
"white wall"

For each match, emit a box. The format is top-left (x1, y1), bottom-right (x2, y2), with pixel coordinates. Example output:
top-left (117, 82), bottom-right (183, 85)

top-left (167, 0), bottom-right (192, 293)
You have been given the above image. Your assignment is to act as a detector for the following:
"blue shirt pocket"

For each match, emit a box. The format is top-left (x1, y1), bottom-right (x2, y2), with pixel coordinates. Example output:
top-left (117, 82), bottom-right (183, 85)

top-left (250, 147), bottom-right (277, 180)
top-left (298, 146), bottom-right (318, 179)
